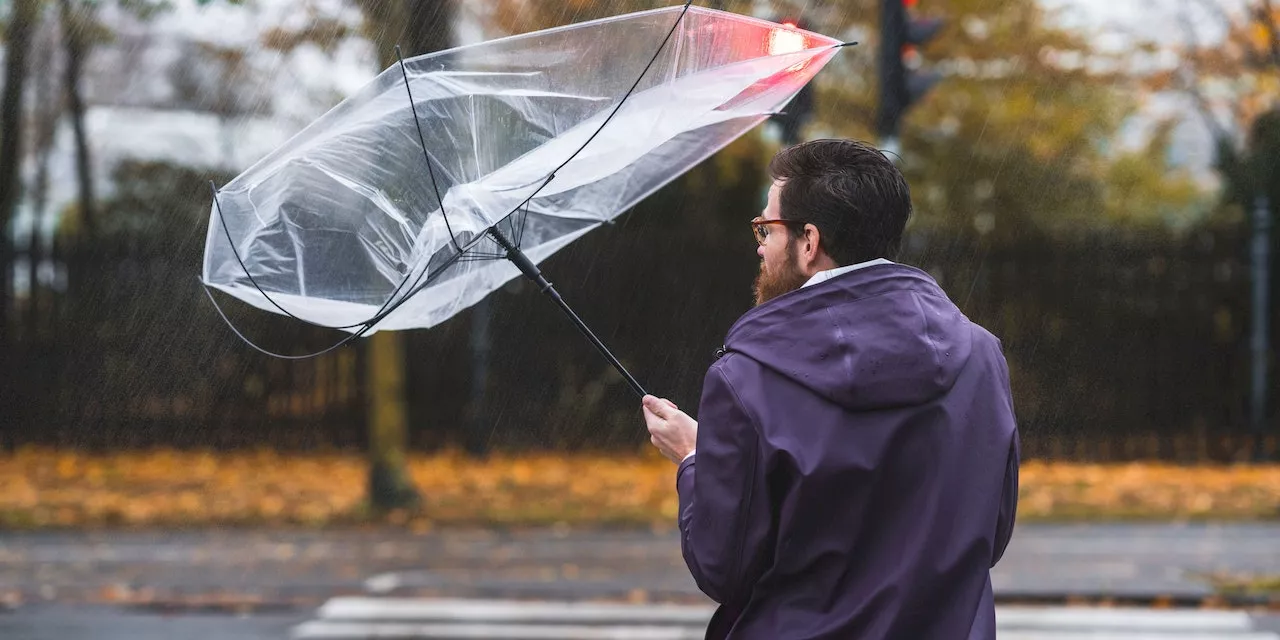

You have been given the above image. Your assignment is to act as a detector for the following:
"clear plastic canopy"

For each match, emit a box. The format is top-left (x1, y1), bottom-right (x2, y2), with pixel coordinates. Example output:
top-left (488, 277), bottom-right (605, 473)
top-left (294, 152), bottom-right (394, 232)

top-left (202, 6), bottom-right (842, 332)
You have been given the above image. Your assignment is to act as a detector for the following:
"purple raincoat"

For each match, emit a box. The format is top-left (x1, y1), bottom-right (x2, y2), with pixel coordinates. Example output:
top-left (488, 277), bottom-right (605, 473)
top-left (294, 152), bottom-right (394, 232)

top-left (677, 263), bottom-right (1019, 639)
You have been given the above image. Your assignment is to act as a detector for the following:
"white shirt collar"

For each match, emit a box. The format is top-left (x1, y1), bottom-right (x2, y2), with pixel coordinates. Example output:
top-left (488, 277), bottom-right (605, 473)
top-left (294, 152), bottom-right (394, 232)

top-left (802, 258), bottom-right (894, 288)
top-left (679, 258), bottom-right (893, 465)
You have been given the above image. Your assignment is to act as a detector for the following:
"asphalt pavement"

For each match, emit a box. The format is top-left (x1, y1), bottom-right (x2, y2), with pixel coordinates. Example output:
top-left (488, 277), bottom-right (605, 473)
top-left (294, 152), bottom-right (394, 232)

top-left (0, 523), bottom-right (1276, 639)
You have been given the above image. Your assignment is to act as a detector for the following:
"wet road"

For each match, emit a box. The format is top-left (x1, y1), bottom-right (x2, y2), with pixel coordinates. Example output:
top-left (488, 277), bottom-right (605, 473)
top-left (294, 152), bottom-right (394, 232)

top-left (0, 523), bottom-right (1276, 639)
top-left (0, 605), bottom-right (305, 640)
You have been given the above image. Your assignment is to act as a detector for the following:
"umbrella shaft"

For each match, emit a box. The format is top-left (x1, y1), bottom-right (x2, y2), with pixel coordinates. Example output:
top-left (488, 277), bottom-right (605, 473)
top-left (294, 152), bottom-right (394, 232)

top-left (487, 228), bottom-right (648, 398)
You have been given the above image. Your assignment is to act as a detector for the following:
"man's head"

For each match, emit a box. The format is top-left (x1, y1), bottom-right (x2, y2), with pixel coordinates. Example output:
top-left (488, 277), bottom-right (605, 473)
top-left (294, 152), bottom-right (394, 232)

top-left (752, 139), bottom-right (913, 306)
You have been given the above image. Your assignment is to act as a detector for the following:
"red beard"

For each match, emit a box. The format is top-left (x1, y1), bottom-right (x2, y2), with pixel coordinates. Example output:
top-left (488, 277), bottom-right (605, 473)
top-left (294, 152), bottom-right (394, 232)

top-left (753, 242), bottom-right (809, 306)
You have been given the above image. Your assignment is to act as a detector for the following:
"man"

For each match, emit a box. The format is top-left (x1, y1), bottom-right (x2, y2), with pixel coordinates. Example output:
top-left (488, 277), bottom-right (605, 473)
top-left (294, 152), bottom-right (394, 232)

top-left (642, 139), bottom-right (1019, 639)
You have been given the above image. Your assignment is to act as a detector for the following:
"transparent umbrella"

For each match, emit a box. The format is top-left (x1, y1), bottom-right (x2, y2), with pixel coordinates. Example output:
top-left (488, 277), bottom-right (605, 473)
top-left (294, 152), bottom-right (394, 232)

top-left (201, 2), bottom-right (848, 396)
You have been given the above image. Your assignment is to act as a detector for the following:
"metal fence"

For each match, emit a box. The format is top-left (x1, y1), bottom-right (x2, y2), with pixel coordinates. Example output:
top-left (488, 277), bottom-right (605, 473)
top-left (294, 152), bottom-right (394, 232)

top-left (1, 220), bottom-right (1275, 461)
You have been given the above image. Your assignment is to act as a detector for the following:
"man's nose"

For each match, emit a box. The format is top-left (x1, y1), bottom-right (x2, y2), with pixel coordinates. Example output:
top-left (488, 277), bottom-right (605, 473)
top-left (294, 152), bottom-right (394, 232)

top-left (757, 245), bottom-right (765, 259)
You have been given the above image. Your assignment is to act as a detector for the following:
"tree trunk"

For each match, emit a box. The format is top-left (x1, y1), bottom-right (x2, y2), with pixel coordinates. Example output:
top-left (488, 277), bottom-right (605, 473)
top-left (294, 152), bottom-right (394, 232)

top-left (0, 0), bottom-right (39, 434)
top-left (358, 0), bottom-right (456, 511)
top-left (59, 0), bottom-right (95, 237)
top-left (30, 13), bottom-right (62, 335)
top-left (366, 330), bottom-right (420, 509)
top-left (361, 0), bottom-right (456, 68)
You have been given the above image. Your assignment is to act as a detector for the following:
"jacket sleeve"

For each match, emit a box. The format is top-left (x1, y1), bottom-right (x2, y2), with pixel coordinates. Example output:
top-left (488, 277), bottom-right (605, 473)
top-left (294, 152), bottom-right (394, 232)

top-left (676, 361), bottom-right (770, 604)
top-left (990, 337), bottom-right (1020, 567)
top-left (992, 428), bottom-right (1020, 567)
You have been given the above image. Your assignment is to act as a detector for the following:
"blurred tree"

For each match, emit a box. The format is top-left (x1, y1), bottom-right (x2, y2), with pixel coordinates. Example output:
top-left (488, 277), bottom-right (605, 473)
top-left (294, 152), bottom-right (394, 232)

top-left (254, 0), bottom-right (457, 506)
top-left (813, 0), bottom-right (1201, 241)
top-left (1160, 0), bottom-right (1280, 214)
top-left (58, 0), bottom-right (96, 237)
top-left (168, 41), bottom-right (258, 166)
top-left (0, 0), bottom-right (38, 238)
top-left (1159, 2), bottom-right (1279, 446)
top-left (26, 3), bottom-right (65, 333)
top-left (355, 0), bottom-right (456, 511)
top-left (40, 0), bottom-right (177, 242)
top-left (96, 161), bottom-right (236, 244)
top-left (0, 0), bottom-right (39, 451)
top-left (1249, 109), bottom-right (1280, 209)
top-left (1102, 121), bottom-right (1206, 230)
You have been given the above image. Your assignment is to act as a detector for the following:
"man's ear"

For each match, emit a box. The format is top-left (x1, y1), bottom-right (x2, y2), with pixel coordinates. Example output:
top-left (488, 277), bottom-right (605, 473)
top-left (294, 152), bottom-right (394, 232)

top-left (801, 223), bottom-right (822, 263)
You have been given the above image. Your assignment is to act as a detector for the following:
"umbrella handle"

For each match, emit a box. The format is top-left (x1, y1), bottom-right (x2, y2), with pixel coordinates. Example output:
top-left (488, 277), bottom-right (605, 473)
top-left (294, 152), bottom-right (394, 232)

top-left (488, 228), bottom-right (648, 399)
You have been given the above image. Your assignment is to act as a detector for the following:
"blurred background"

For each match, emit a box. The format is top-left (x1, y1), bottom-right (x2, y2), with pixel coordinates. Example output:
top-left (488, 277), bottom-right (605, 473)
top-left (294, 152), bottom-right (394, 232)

top-left (0, 0), bottom-right (1278, 638)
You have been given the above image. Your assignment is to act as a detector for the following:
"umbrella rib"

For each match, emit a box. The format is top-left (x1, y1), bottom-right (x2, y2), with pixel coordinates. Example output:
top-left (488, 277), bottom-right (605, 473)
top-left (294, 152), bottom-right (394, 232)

top-left (207, 182), bottom-right (429, 333)
top-left (206, 176), bottom-right (493, 356)
top-left (463, 1), bottom-right (696, 396)
top-left (457, 252), bottom-right (493, 260)
top-left (396, 44), bottom-right (463, 255)
top-left (199, 281), bottom-right (374, 360)
top-left (206, 0), bottom-right (688, 371)
top-left (202, 243), bottom-right (475, 359)
top-left (206, 182), bottom-right (370, 330)
top-left (517, 203), bottom-right (530, 248)
top-left (513, 0), bottom-right (697, 211)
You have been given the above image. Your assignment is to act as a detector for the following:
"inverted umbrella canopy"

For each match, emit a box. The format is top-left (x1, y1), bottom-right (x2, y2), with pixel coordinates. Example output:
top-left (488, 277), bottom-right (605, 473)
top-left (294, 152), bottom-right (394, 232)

top-left (201, 3), bottom-right (846, 390)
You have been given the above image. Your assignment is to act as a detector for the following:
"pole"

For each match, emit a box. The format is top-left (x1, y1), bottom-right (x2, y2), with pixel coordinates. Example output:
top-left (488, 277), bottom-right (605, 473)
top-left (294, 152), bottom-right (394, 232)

top-left (876, 0), bottom-right (906, 144)
top-left (466, 295), bottom-right (491, 456)
top-left (1252, 194), bottom-right (1271, 460)
top-left (487, 227), bottom-right (648, 398)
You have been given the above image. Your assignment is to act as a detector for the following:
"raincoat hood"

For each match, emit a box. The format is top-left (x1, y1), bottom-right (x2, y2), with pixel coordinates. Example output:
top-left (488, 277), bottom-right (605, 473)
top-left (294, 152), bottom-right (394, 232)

top-left (723, 263), bottom-right (973, 410)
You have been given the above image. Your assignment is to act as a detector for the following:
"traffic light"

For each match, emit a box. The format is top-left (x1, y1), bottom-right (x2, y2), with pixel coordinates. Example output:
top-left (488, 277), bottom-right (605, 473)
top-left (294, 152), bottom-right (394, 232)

top-left (876, 0), bottom-right (944, 144)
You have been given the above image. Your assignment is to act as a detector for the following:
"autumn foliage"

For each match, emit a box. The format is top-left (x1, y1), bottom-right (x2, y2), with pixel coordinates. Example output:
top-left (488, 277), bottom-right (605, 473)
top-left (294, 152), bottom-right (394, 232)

top-left (0, 449), bottom-right (1277, 528)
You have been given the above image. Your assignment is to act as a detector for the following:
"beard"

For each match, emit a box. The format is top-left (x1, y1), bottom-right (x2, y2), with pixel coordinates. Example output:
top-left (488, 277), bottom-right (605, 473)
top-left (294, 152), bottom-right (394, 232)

top-left (753, 241), bottom-right (809, 306)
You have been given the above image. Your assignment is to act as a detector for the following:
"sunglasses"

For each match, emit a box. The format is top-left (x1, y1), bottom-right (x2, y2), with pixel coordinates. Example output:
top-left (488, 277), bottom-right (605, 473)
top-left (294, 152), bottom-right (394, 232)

top-left (750, 216), bottom-right (805, 246)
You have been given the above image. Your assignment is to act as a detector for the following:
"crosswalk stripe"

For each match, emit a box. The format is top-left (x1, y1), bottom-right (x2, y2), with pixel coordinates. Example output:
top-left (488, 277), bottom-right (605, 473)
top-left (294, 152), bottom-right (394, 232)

top-left (996, 607), bottom-right (1256, 632)
top-left (997, 634), bottom-right (1279, 640)
top-left (316, 597), bottom-right (713, 625)
top-left (291, 598), bottom-right (1280, 639)
top-left (293, 621), bottom-right (706, 639)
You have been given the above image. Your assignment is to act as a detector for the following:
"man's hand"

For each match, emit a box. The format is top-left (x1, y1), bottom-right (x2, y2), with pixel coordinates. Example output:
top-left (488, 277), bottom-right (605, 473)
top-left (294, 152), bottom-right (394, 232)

top-left (642, 395), bottom-right (698, 464)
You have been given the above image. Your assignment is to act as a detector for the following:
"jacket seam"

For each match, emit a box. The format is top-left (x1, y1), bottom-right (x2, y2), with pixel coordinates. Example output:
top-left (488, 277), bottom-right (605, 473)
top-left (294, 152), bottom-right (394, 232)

top-left (911, 291), bottom-right (942, 369)
top-left (993, 433), bottom-right (1019, 567)
top-left (712, 362), bottom-right (762, 603)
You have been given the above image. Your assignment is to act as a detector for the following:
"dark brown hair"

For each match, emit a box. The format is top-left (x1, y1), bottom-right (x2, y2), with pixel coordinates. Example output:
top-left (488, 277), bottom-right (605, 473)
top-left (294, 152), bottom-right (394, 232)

top-left (767, 139), bottom-right (913, 265)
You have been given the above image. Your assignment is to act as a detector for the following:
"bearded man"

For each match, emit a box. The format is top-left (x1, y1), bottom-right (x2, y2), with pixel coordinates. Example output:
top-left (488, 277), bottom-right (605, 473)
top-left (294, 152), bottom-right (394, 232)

top-left (642, 139), bottom-right (1020, 639)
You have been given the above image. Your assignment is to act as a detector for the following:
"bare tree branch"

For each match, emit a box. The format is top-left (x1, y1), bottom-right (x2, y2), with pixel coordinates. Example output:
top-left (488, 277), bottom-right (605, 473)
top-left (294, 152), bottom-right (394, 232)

top-left (1176, 0), bottom-right (1235, 147)
top-left (59, 0), bottom-right (97, 238)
